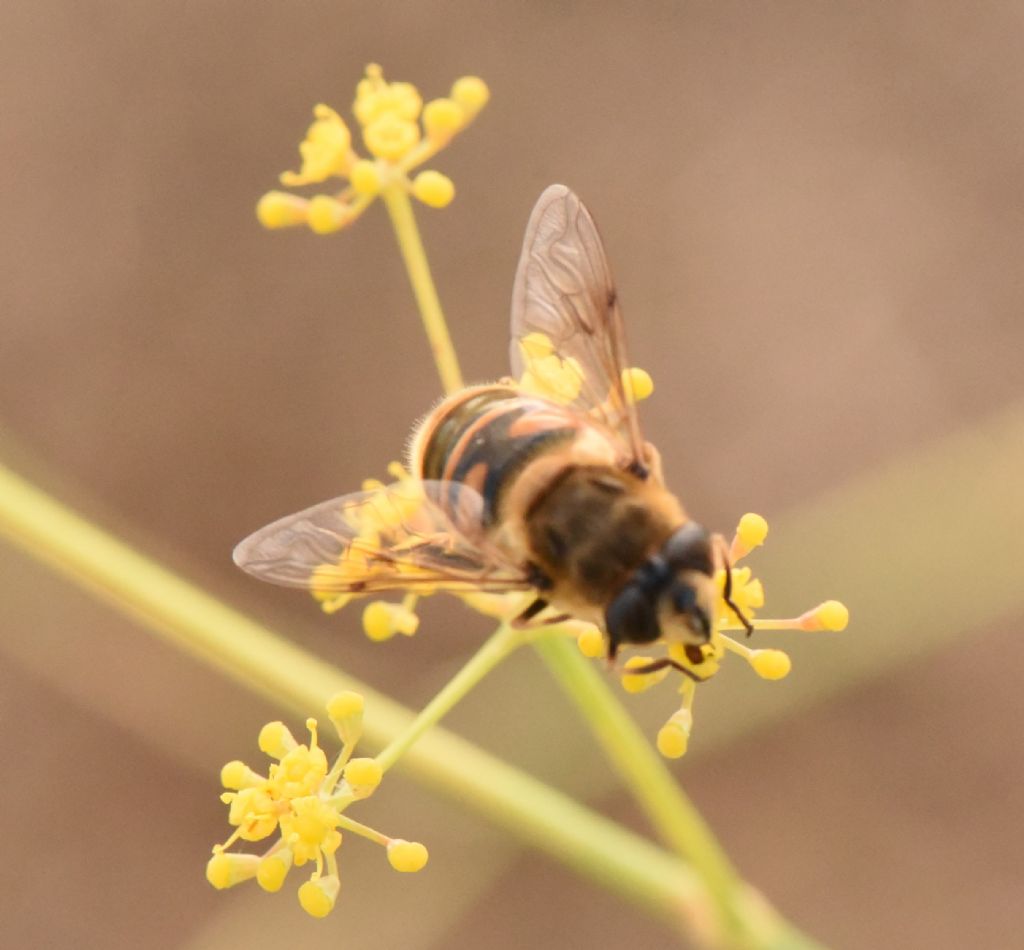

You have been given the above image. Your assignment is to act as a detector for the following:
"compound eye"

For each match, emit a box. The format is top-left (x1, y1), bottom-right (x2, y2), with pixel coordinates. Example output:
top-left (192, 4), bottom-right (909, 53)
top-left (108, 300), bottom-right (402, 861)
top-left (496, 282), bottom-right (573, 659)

top-left (605, 584), bottom-right (661, 651)
top-left (671, 582), bottom-right (711, 640)
top-left (672, 585), bottom-right (696, 614)
top-left (663, 522), bottom-right (713, 574)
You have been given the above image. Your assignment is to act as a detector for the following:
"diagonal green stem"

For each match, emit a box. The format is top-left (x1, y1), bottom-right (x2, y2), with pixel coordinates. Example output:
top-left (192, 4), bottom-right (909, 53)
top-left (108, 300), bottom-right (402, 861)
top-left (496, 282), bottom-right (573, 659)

top-left (533, 635), bottom-right (744, 929)
top-left (375, 623), bottom-right (522, 771)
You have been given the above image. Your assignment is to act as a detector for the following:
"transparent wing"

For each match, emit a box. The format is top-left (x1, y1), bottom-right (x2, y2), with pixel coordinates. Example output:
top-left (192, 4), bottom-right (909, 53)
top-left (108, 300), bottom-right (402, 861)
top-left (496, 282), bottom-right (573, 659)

top-left (510, 184), bottom-right (646, 466)
top-left (233, 480), bottom-right (532, 593)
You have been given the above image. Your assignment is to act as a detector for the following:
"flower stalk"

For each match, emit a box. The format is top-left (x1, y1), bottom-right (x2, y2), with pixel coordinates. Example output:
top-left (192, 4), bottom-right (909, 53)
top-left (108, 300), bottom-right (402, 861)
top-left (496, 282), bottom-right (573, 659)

top-left (381, 183), bottom-right (463, 394)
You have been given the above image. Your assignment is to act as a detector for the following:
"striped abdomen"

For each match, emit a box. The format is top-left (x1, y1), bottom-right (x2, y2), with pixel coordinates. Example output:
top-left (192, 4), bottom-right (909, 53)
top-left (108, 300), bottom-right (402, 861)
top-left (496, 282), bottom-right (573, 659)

top-left (412, 384), bottom-right (585, 527)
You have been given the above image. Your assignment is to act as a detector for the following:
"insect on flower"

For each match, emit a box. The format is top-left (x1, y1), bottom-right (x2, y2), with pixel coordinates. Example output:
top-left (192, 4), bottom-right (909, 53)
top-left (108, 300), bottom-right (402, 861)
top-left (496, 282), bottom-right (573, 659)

top-left (234, 185), bottom-right (756, 677)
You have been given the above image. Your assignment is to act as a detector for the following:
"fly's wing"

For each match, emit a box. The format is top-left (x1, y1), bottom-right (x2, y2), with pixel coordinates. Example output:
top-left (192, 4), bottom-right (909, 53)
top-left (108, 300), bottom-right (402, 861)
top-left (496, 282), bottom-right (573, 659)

top-left (233, 481), bottom-right (532, 594)
top-left (510, 184), bottom-right (646, 467)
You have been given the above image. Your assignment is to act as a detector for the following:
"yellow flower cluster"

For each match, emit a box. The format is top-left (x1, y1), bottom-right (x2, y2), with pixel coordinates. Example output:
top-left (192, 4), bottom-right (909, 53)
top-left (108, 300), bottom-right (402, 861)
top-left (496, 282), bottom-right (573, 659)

top-left (257, 64), bottom-right (489, 235)
top-left (206, 692), bottom-right (428, 918)
top-left (578, 513), bottom-right (849, 758)
top-left (517, 332), bottom-right (653, 408)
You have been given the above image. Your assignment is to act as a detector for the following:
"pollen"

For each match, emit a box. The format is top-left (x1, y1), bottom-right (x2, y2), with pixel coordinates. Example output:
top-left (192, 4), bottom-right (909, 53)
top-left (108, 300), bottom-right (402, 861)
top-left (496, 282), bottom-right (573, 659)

top-left (208, 695), bottom-right (428, 918)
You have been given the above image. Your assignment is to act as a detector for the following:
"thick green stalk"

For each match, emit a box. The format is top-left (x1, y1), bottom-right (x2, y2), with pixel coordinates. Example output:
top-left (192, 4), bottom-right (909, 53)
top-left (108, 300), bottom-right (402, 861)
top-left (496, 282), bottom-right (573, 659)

top-left (533, 635), bottom-right (744, 918)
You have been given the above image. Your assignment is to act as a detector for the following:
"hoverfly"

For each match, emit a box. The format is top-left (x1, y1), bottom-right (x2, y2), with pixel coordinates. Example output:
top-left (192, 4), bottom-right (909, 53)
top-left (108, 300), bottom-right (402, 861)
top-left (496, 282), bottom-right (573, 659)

top-left (234, 185), bottom-right (752, 674)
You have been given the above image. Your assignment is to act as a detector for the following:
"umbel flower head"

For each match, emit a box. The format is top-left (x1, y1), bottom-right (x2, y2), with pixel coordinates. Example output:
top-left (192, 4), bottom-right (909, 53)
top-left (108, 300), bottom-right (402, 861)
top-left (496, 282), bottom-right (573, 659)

top-left (257, 64), bottom-right (489, 235)
top-left (306, 360), bottom-right (847, 758)
top-left (206, 692), bottom-right (428, 918)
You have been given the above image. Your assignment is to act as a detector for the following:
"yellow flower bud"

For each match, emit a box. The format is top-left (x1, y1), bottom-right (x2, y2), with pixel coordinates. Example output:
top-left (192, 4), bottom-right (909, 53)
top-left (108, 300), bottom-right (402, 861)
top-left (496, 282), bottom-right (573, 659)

top-left (749, 649), bottom-right (792, 680)
top-left (621, 367), bottom-right (654, 404)
top-left (451, 76), bottom-right (490, 113)
top-left (412, 170), bottom-right (455, 209)
top-left (819, 600), bottom-right (849, 631)
top-left (257, 850), bottom-right (292, 892)
top-left (349, 159), bottom-right (382, 196)
top-left (799, 600), bottom-right (849, 631)
top-left (362, 600), bottom-right (419, 641)
top-left (738, 513), bottom-right (768, 551)
top-left (387, 840), bottom-right (429, 872)
top-left (298, 875), bottom-right (340, 918)
top-left (256, 191), bottom-right (308, 229)
top-left (327, 691), bottom-right (364, 746)
top-left (306, 196), bottom-right (350, 235)
top-left (220, 760), bottom-right (264, 790)
top-left (344, 757), bottom-right (383, 797)
top-left (423, 97), bottom-right (464, 141)
top-left (258, 721), bottom-right (297, 759)
top-left (326, 690), bottom-right (364, 721)
top-left (620, 656), bottom-right (666, 693)
top-left (656, 713), bottom-right (692, 759)
top-left (576, 626), bottom-right (605, 659)
top-left (206, 852), bottom-right (260, 889)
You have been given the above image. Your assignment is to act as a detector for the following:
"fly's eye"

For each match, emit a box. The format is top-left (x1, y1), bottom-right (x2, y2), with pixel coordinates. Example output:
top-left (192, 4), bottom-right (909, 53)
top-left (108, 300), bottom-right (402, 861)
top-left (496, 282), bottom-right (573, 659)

top-left (605, 584), bottom-right (660, 653)
top-left (672, 585), bottom-right (696, 615)
top-left (670, 581), bottom-right (710, 639)
top-left (663, 522), bottom-right (712, 575)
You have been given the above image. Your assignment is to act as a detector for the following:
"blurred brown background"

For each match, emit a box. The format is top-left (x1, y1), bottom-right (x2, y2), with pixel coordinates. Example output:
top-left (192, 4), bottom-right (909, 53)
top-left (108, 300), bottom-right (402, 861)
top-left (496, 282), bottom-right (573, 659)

top-left (2, 2), bottom-right (1023, 948)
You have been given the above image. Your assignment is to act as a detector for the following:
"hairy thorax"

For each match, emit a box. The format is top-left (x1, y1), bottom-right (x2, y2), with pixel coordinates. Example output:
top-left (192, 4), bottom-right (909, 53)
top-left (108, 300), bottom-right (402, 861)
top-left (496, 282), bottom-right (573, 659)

top-left (524, 466), bottom-right (685, 608)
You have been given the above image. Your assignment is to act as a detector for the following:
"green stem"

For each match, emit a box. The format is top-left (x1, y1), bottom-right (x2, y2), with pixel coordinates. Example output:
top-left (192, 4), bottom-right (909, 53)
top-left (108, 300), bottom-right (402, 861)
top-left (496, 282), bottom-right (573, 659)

top-left (533, 635), bottom-right (745, 932)
top-left (376, 623), bottom-right (522, 770)
top-left (381, 184), bottom-right (464, 395)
